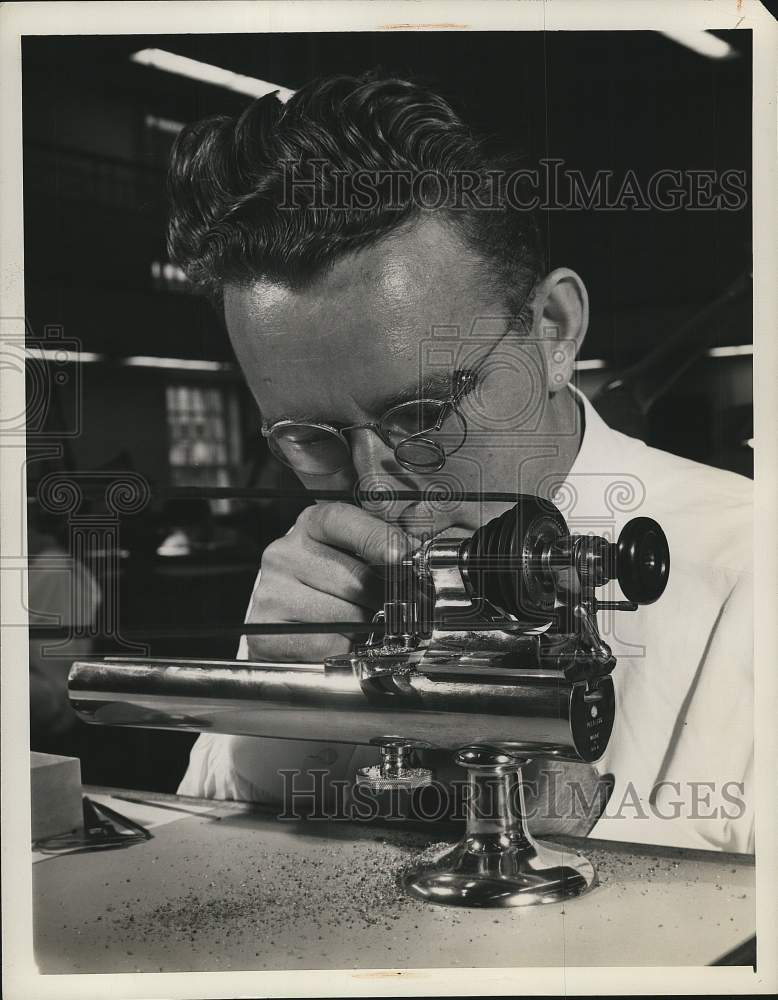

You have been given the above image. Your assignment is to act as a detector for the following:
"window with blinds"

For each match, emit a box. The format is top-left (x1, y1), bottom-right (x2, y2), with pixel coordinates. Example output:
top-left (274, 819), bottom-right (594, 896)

top-left (165, 384), bottom-right (242, 511)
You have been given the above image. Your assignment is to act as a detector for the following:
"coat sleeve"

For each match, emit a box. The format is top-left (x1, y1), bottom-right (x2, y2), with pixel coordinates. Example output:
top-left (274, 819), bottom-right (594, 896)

top-left (178, 567), bottom-right (357, 803)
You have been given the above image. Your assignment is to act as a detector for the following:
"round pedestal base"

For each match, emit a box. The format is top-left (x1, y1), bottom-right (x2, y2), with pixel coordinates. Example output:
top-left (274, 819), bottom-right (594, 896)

top-left (403, 835), bottom-right (597, 907)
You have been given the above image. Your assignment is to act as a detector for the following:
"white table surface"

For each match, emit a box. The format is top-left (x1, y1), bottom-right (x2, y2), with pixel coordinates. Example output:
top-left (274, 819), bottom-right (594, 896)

top-left (32, 787), bottom-right (755, 973)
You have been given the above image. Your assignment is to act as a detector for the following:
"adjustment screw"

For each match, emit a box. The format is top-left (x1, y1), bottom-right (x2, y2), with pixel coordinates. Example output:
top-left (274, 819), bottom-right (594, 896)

top-left (356, 739), bottom-right (433, 791)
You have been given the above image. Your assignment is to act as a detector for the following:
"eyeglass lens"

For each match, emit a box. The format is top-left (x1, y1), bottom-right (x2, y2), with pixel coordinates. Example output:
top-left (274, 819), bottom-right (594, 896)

top-left (268, 423), bottom-right (352, 476)
top-left (268, 397), bottom-right (468, 475)
top-left (381, 400), bottom-right (466, 470)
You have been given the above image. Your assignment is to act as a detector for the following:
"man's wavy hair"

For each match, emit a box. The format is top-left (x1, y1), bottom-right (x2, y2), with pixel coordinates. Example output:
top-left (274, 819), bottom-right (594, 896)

top-left (167, 73), bottom-right (544, 317)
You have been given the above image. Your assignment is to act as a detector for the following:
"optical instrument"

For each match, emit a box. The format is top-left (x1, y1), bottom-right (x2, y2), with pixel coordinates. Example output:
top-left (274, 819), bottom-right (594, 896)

top-left (69, 493), bottom-right (669, 907)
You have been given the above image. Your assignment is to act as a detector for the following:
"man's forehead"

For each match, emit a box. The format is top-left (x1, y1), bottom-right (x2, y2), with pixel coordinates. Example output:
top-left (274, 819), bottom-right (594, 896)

top-left (224, 217), bottom-right (508, 340)
top-left (223, 218), bottom-right (515, 420)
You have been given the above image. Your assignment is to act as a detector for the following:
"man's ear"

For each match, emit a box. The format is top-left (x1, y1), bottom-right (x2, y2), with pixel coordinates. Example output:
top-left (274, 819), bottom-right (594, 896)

top-left (529, 268), bottom-right (589, 393)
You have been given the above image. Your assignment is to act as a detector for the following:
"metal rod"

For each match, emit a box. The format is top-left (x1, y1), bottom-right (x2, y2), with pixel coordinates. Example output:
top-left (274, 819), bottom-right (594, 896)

top-left (28, 619), bottom-right (528, 641)
top-left (28, 622), bottom-right (377, 640)
top-left (68, 656), bottom-right (597, 757)
top-left (30, 485), bottom-right (528, 503)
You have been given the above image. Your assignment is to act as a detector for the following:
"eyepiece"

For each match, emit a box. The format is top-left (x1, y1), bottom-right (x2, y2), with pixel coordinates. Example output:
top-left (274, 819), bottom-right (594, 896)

top-left (611, 517), bottom-right (670, 605)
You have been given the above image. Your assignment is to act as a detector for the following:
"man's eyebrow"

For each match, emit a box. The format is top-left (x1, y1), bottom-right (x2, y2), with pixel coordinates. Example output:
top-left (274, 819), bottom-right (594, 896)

top-left (374, 372), bottom-right (454, 412)
top-left (262, 373), bottom-right (455, 427)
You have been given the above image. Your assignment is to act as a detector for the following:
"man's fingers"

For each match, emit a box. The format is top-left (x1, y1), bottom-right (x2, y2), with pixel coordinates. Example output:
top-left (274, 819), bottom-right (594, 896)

top-left (245, 631), bottom-right (354, 664)
top-left (249, 581), bottom-right (370, 626)
top-left (245, 584), bottom-right (371, 663)
top-left (290, 538), bottom-right (384, 607)
top-left (245, 503), bottom-right (409, 664)
top-left (301, 502), bottom-right (412, 566)
top-left (261, 532), bottom-right (384, 607)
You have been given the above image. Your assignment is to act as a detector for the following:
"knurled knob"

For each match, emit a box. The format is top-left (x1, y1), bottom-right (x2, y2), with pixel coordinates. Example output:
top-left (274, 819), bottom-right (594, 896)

top-left (356, 738), bottom-right (433, 791)
top-left (356, 765), bottom-right (433, 792)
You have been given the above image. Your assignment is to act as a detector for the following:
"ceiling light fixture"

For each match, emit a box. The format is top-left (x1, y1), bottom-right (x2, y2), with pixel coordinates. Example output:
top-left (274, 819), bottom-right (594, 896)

top-left (707, 345), bottom-right (753, 358)
top-left (659, 30), bottom-right (736, 60)
top-left (130, 48), bottom-right (294, 101)
top-left (122, 356), bottom-right (235, 372)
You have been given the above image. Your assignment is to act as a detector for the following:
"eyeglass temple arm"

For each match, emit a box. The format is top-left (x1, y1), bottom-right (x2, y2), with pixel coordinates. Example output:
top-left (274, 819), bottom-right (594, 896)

top-left (452, 369), bottom-right (477, 398)
top-left (418, 370), bottom-right (475, 435)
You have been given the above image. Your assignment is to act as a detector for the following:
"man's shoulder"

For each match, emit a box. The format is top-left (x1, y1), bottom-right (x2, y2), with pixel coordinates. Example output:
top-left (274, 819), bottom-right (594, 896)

top-left (636, 436), bottom-right (752, 509)
top-left (613, 431), bottom-right (752, 578)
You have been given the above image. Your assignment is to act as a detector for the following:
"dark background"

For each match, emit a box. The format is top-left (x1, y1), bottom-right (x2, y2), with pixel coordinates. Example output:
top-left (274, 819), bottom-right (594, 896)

top-left (22, 30), bottom-right (753, 790)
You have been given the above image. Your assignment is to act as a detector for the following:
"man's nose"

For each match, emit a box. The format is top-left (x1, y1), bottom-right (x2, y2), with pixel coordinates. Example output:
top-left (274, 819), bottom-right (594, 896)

top-left (348, 427), bottom-right (414, 521)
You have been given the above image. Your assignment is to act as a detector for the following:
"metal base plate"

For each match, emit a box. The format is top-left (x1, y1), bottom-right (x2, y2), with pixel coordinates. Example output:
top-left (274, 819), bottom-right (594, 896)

top-left (403, 835), bottom-right (597, 907)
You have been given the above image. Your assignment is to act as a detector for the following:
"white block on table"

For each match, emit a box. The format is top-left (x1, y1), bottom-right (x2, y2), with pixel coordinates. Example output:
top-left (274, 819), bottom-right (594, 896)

top-left (30, 752), bottom-right (83, 841)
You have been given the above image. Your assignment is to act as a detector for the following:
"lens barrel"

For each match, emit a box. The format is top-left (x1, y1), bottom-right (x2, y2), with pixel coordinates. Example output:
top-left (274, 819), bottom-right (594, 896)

top-left (461, 495), bottom-right (569, 623)
top-left (460, 499), bottom-right (670, 617)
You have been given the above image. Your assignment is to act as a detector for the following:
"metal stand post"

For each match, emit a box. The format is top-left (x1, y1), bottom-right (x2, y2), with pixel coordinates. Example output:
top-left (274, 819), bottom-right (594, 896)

top-left (404, 745), bottom-right (597, 907)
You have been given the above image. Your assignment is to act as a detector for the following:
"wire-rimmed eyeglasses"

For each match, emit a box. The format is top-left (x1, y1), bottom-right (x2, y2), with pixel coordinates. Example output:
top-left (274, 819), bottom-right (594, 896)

top-left (261, 369), bottom-right (477, 475)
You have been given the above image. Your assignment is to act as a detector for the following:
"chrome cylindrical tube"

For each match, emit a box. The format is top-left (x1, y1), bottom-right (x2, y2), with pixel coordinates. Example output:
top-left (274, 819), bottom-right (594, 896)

top-left (68, 657), bottom-right (614, 763)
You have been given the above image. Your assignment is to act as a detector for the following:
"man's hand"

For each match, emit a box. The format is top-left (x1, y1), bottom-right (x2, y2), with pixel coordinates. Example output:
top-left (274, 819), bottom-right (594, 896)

top-left (245, 502), bottom-right (411, 662)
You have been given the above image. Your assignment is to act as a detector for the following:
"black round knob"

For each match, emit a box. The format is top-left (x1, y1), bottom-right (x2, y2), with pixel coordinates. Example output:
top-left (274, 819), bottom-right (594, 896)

top-left (613, 517), bottom-right (670, 604)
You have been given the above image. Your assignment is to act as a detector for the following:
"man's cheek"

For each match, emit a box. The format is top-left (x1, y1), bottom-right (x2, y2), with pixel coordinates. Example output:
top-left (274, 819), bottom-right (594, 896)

top-left (299, 469), bottom-right (359, 494)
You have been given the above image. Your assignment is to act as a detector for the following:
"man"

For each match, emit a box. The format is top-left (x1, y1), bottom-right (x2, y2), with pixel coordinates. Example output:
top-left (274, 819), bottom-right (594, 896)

top-left (170, 74), bottom-right (753, 852)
